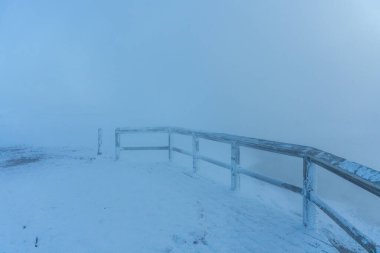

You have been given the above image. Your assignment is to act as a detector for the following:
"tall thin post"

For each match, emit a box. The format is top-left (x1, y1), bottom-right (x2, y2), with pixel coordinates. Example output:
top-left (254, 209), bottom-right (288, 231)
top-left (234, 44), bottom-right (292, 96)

top-left (192, 134), bottom-right (199, 173)
top-left (303, 157), bottom-right (316, 228)
top-left (115, 130), bottom-right (121, 160)
top-left (168, 131), bottom-right (172, 162)
top-left (231, 142), bottom-right (240, 190)
top-left (97, 128), bottom-right (103, 156)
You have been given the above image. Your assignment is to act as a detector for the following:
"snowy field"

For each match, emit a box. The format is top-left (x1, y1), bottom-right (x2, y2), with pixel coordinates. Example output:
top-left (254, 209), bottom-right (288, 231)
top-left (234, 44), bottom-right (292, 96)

top-left (0, 147), bottom-right (374, 253)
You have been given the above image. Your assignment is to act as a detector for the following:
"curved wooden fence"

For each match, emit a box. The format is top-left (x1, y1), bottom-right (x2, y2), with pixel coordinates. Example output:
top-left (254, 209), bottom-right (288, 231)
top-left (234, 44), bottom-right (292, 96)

top-left (114, 126), bottom-right (380, 253)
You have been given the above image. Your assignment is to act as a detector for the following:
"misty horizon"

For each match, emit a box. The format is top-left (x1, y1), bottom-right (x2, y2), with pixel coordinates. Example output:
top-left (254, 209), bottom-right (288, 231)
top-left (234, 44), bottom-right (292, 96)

top-left (0, 1), bottom-right (379, 252)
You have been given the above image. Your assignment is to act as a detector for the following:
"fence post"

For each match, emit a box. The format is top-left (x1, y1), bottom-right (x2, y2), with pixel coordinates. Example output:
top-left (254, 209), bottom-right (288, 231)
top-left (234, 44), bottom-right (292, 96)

top-left (303, 156), bottom-right (316, 228)
top-left (192, 134), bottom-right (199, 173)
top-left (97, 128), bottom-right (103, 156)
top-left (115, 130), bottom-right (121, 160)
top-left (231, 142), bottom-right (240, 191)
top-left (168, 130), bottom-right (172, 162)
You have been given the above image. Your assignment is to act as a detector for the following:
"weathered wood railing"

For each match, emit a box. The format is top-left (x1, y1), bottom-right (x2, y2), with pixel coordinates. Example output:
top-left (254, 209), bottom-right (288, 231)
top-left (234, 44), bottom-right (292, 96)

top-left (115, 126), bottom-right (380, 253)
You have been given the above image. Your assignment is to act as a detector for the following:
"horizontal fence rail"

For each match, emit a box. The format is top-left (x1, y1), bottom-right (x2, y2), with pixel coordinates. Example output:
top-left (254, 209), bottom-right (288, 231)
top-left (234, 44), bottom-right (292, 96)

top-left (115, 126), bottom-right (380, 253)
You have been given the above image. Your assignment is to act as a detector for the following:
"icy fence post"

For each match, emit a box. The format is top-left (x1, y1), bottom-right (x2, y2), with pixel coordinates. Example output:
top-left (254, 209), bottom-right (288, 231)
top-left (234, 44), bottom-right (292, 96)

top-left (231, 142), bottom-right (240, 191)
top-left (303, 157), bottom-right (316, 228)
top-left (168, 130), bottom-right (172, 162)
top-left (97, 128), bottom-right (103, 156)
top-left (115, 130), bottom-right (120, 160)
top-left (192, 134), bottom-right (199, 173)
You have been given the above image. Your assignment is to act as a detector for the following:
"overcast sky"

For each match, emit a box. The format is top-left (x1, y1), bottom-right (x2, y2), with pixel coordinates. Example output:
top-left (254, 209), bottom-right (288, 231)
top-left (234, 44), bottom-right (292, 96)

top-left (1, 0), bottom-right (380, 169)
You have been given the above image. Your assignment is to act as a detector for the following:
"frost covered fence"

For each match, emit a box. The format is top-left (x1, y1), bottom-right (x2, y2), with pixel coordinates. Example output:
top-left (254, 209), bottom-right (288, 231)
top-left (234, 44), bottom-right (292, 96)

top-left (97, 128), bottom-right (103, 156)
top-left (114, 127), bottom-right (380, 253)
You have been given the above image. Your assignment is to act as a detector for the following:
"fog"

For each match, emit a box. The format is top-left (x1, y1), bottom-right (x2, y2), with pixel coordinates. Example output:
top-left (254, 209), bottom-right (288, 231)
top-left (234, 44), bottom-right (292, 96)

top-left (1, 0), bottom-right (380, 242)
top-left (1, 0), bottom-right (379, 167)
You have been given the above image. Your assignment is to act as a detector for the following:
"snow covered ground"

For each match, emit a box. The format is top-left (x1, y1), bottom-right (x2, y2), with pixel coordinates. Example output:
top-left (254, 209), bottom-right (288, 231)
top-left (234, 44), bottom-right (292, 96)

top-left (0, 147), bottom-right (374, 253)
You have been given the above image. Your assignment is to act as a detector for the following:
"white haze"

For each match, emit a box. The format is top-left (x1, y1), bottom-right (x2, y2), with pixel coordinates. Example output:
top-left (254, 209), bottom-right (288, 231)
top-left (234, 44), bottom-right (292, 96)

top-left (1, 0), bottom-right (380, 239)
top-left (1, 3), bottom-right (380, 169)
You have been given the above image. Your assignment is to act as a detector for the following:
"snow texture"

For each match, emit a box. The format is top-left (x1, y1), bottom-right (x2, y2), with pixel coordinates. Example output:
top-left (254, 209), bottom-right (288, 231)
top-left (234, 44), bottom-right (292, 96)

top-left (0, 147), bottom-right (375, 253)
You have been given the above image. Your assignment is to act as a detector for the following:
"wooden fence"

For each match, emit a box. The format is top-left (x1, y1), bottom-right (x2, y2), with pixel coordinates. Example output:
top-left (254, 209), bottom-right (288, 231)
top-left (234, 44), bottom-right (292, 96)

top-left (114, 126), bottom-right (380, 253)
